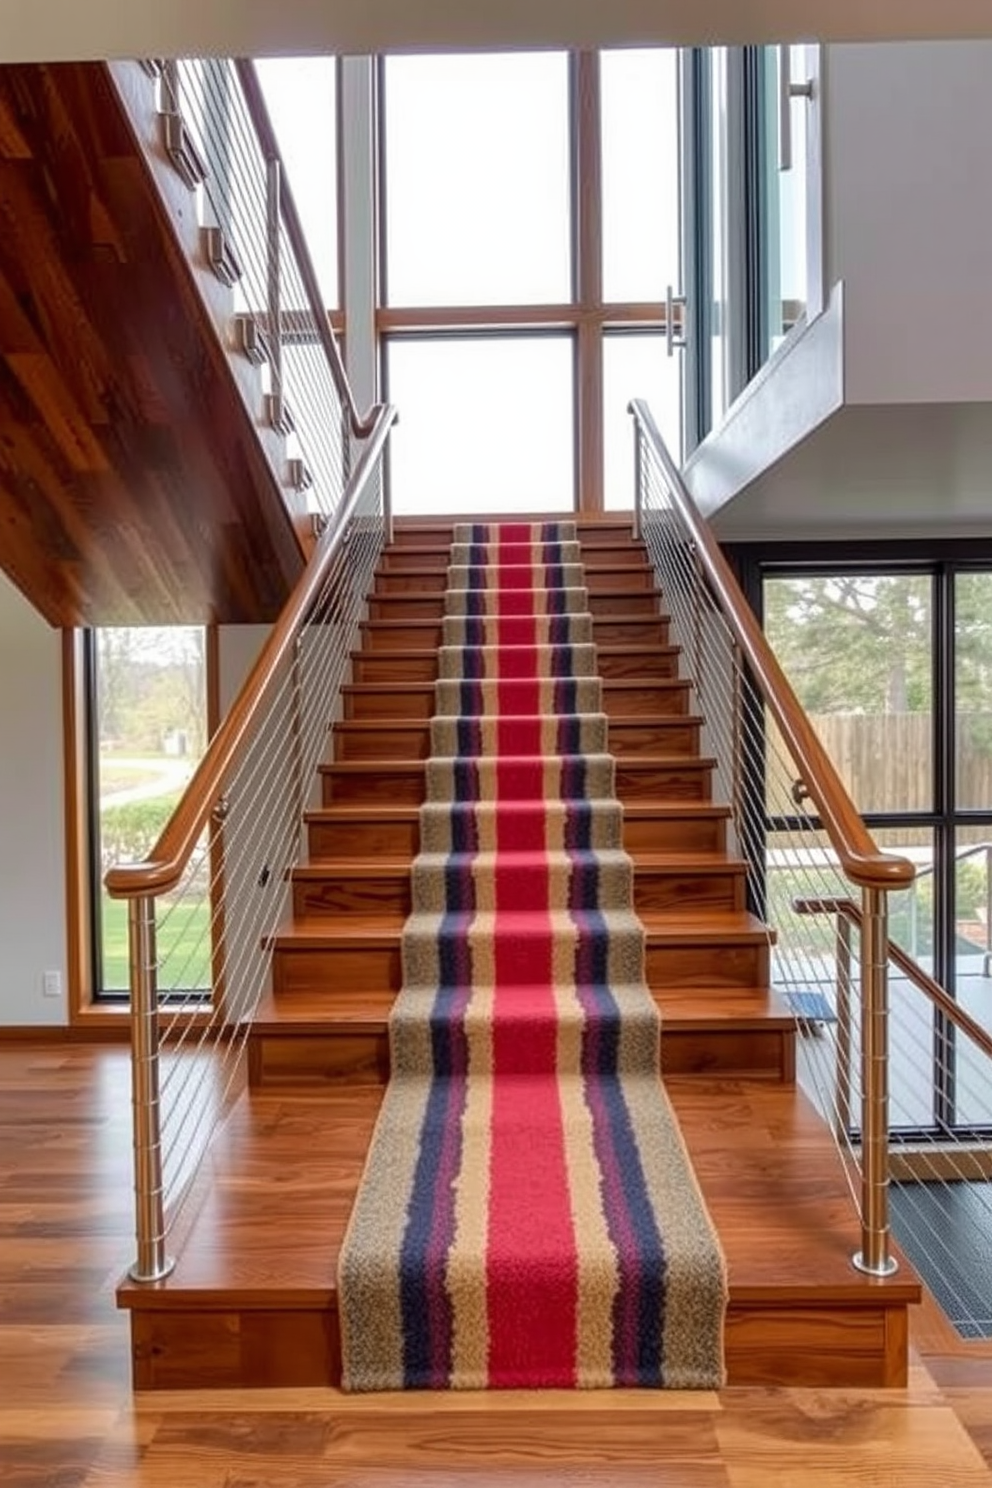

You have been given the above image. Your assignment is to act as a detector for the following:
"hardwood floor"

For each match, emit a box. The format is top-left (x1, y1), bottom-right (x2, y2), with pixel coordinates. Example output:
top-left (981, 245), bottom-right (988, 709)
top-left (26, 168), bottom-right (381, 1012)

top-left (3, 1043), bottom-right (992, 1486)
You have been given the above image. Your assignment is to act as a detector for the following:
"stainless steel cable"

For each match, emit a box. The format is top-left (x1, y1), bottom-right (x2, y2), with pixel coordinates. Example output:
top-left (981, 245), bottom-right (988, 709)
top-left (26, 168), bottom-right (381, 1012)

top-left (140, 475), bottom-right (384, 1237)
top-left (165, 60), bottom-right (347, 518)
top-left (635, 407), bottom-right (992, 1321)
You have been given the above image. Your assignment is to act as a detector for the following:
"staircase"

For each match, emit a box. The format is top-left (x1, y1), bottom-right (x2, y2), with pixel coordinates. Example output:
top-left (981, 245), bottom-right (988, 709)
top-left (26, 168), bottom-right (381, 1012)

top-left (118, 514), bottom-right (920, 1391)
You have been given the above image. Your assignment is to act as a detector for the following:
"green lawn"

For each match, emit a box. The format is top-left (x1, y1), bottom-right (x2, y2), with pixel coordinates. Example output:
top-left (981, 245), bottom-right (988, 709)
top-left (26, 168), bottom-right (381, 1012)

top-left (101, 894), bottom-right (212, 994)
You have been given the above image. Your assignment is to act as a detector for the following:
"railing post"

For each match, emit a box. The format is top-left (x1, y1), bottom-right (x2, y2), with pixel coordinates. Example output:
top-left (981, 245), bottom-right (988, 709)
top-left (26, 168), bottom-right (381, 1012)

top-left (266, 156), bottom-right (282, 401)
top-left (835, 909), bottom-right (852, 1140)
top-left (631, 414), bottom-right (642, 542)
top-left (854, 886), bottom-right (897, 1277)
top-left (128, 895), bottom-right (173, 1283)
top-left (382, 458), bottom-right (393, 548)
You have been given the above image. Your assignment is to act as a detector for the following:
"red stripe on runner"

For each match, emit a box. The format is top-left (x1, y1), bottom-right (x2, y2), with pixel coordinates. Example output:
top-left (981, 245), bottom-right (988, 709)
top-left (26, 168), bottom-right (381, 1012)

top-left (486, 556), bottom-right (578, 1387)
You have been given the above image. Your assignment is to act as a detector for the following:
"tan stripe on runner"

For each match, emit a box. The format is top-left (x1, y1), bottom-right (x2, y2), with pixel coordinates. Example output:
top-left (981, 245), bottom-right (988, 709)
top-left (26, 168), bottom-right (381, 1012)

top-left (444, 945), bottom-right (495, 1387)
top-left (551, 928), bottom-right (620, 1388)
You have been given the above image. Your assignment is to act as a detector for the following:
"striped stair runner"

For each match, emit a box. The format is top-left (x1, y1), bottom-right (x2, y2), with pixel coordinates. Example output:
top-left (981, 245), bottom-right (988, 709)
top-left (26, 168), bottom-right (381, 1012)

top-left (338, 520), bottom-right (727, 1390)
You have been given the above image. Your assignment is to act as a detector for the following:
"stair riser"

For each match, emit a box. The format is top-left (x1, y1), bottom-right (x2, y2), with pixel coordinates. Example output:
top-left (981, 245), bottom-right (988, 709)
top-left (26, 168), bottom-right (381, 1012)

top-left (340, 682), bottom-right (692, 722)
top-left (320, 763), bottom-right (718, 808)
top-left (270, 937), bottom-right (768, 996)
top-left (307, 814), bottom-right (725, 859)
top-left (308, 820), bottom-right (419, 857)
top-left (271, 945), bottom-right (403, 996)
top-left (373, 568), bottom-right (657, 596)
top-left (622, 817), bottom-right (726, 852)
top-left (349, 649), bottom-right (683, 684)
top-left (615, 763), bottom-right (714, 802)
top-left (248, 1023), bottom-right (794, 1088)
top-left (650, 941), bottom-right (770, 988)
top-left (292, 869), bottom-right (743, 919)
top-left (333, 718), bottom-right (703, 761)
top-left (321, 768), bottom-right (429, 806)
top-left (128, 1290), bottom-right (908, 1390)
top-left (367, 591), bottom-right (665, 621)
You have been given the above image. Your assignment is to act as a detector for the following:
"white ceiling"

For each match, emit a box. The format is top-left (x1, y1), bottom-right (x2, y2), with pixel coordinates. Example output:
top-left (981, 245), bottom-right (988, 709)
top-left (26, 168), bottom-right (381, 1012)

top-left (3, 0), bottom-right (992, 63)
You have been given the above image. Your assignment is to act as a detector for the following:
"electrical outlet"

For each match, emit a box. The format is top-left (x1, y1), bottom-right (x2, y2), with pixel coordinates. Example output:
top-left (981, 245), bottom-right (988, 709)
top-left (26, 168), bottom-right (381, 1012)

top-left (42, 970), bottom-right (62, 999)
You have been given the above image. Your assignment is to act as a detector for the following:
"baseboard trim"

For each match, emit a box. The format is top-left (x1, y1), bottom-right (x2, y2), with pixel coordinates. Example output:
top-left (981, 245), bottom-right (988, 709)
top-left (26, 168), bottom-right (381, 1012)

top-left (0, 1021), bottom-right (131, 1043)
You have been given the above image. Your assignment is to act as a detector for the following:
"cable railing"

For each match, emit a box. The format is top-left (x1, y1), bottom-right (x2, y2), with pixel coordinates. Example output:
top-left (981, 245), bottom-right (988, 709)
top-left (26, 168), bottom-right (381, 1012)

top-left (149, 57), bottom-right (377, 525)
top-left (107, 407), bottom-right (395, 1282)
top-left (796, 897), bottom-right (992, 1338)
top-left (103, 53), bottom-right (399, 1284)
top-left (629, 398), bottom-right (916, 1278)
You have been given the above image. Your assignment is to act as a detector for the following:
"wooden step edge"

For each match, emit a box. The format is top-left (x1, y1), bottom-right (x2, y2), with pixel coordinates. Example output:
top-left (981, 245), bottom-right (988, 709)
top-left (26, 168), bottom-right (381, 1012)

top-left (377, 550), bottom-right (651, 565)
top-left (339, 678), bottom-right (693, 695)
top-left (348, 643), bottom-right (683, 661)
top-left (318, 756), bottom-right (721, 776)
top-left (270, 910), bottom-right (773, 949)
top-left (331, 713), bottom-right (707, 731)
top-left (253, 984), bottom-right (792, 1032)
top-left (303, 805), bottom-right (420, 823)
top-left (292, 851), bottom-right (750, 876)
top-left (359, 615), bottom-right (671, 631)
top-left (367, 587), bottom-right (669, 602)
top-left (304, 800), bottom-right (732, 823)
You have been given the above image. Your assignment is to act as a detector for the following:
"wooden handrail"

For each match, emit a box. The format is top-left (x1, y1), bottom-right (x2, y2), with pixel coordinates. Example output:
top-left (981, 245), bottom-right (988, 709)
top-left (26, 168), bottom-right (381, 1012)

top-left (233, 58), bottom-right (378, 441)
top-left (105, 403), bottom-right (397, 902)
top-left (794, 895), bottom-right (992, 1064)
top-left (629, 400), bottom-right (914, 892)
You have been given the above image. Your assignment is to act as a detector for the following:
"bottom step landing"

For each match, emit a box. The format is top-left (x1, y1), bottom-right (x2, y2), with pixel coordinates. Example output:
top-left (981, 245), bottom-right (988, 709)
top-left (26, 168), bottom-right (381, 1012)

top-left (117, 1077), bottom-right (919, 1392)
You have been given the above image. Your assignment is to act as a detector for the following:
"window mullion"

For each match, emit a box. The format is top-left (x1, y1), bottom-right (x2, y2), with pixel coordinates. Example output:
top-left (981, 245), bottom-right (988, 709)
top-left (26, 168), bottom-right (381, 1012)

top-left (574, 49), bottom-right (603, 513)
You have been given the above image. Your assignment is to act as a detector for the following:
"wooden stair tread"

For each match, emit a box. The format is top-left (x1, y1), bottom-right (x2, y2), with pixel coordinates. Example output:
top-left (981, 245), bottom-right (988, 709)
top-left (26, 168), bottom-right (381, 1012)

top-left (340, 678), bottom-right (690, 695)
top-left (293, 851), bottom-right (747, 874)
top-left (305, 800), bottom-right (730, 823)
top-left (254, 986), bottom-right (395, 1028)
top-left (319, 754), bottom-right (719, 777)
top-left (375, 562), bottom-right (652, 578)
top-left (332, 713), bottom-right (706, 730)
top-left (348, 643), bottom-right (681, 660)
top-left (368, 586), bottom-right (667, 601)
top-left (273, 909), bottom-right (771, 947)
top-left (384, 543), bottom-right (648, 563)
top-left (360, 615), bottom-right (670, 633)
top-left (256, 984), bottom-right (788, 1030)
top-left (118, 1078), bottom-right (919, 1311)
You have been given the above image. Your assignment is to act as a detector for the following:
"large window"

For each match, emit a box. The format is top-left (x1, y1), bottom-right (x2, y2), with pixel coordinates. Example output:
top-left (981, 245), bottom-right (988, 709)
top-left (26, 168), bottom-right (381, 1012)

top-left (600, 49), bottom-right (680, 303)
top-left (761, 559), bottom-right (992, 1137)
top-left (382, 53), bottom-right (571, 308)
top-left (257, 57), bottom-right (338, 308)
top-left (379, 49), bottom-right (684, 515)
top-left (386, 336), bottom-right (575, 514)
top-left (90, 627), bottom-right (209, 1000)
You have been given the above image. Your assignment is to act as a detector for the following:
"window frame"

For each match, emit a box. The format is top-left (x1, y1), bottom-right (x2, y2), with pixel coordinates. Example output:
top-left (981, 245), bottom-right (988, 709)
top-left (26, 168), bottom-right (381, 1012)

top-left (734, 538), bottom-right (992, 1140)
top-left (375, 48), bottom-right (686, 512)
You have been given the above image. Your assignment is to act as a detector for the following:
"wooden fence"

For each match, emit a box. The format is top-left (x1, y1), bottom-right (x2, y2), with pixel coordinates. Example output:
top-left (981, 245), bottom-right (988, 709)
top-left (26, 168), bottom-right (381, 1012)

top-left (768, 712), bottom-right (992, 836)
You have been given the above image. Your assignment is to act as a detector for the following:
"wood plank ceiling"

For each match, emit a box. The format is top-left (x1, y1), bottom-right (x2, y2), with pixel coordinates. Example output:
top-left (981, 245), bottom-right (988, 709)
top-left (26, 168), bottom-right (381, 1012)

top-left (0, 62), bottom-right (305, 627)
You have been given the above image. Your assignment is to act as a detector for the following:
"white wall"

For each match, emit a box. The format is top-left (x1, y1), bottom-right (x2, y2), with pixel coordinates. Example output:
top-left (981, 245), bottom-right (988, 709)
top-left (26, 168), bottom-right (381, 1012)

top-left (0, 616), bottom-right (270, 1030)
top-left (826, 40), bottom-right (992, 405)
top-left (0, 573), bottom-right (67, 1026)
top-left (2, 0), bottom-right (992, 63)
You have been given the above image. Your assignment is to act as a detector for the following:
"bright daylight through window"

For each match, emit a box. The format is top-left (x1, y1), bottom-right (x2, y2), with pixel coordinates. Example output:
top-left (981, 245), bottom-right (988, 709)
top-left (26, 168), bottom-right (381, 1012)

top-left (92, 627), bottom-right (208, 999)
top-left (380, 49), bottom-right (684, 514)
